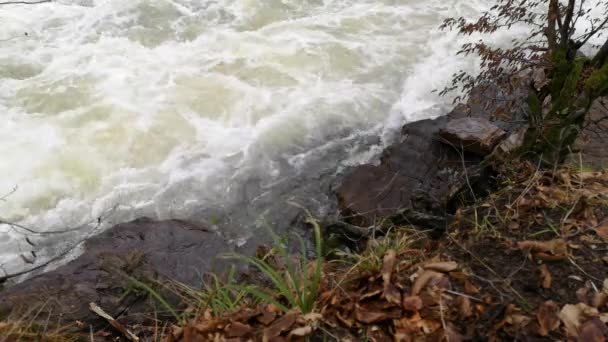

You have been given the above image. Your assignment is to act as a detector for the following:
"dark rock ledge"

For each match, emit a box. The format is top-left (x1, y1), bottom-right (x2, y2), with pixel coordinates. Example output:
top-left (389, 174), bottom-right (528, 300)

top-left (0, 218), bottom-right (229, 325)
top-left (335, 82), bottom-right (530, 231)
top-left (334, 82), bottom-right (608, 236)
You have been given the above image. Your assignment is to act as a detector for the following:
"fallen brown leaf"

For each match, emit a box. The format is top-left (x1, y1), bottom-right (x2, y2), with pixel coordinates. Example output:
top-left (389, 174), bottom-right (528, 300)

top-left (537, 185), bottom-right (570, 204)
top-left (494, 304), bottom-right (531, 335)
top-left (578, 318), bottom-right (608, 342)
top-left (168, 326), bottom-right (183, 342)
top-left (180, 326), bottom-right (198, 341)
top-left (464, 279), bottom-right (480, 294)
top-left (193, 319), bottom-right (224, 334)
top-left (360, 289), bottom-right (382, 301)
top-left (355, 304), bottom-right (401, 324)
top-left (402, 296), bottom-right (423, 312)
top-left (592, 279), bottom-right (608, 308)
top-left (559, 303), bottom-right (600, 338)
top-left (288, 325), bottom-right (313, 337)
top-left (225, 322), bottom-right (253, 338)
top-left (517, 239), bottom-right (568, 259)
top-left (424, 261), bottom-right (458, 273)
top-left (366, 325), bottom-right (391, 342)
top-left (508, 221), bottom-right (520, 231)
top-left (412, 270), bottom-right (443, 296)
top-left (381, 250), bottom-right (396, 285)
top-left (383, 283), bottom-right (402, 306)
top-left (577, 282), bottom-right (594, 304)
top-left (457, 296), bottom-right (473, 318)
top-left (258, 308), bottom-right (277, 326)
top-left (394, 313), bottom-right (442, 337)
top-left (592, 292), bottom-right (608, 309)
top-left (299, 312), bottom-right (323, 323)
top-left (594, 218), bottom-right (608, 242)
top-left (381, 249), bottom-right (401, 305)
top-left (537, 301), bottom-right (560, 336)
top-left (539, 264), bottom-right (552, 289)
top-left (535, 252), bottom-right (568, 261)
top-left (267, 304), bottom-right (281, 313)
top-left (558, 171), bottom-right (573, 188)
top-left (335, 311), bottom-right (353, 328)
top-left (263, 312), bottom-right (298, 340)
top-left (445, 323), bottom-right (465, 342)
top-left (574, 172), bottom-right (603, 182)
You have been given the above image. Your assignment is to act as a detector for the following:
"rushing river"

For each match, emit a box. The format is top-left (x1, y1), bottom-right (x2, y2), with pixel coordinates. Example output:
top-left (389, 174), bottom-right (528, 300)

top-left (0, 0), bottom-right (509, 275)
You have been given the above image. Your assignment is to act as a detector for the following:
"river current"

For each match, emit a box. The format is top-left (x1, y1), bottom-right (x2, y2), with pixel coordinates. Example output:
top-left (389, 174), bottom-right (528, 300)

top-left (0, 0), bottom-right (518, 275)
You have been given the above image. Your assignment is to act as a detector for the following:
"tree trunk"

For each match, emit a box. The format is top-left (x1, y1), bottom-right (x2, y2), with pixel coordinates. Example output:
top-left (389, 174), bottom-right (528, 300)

top-left (522, 48), bottom-right (608, 166)
top-left (546, 0), bottom-right (559, 51)
top-left (560, 0), bottom-right (577, 49)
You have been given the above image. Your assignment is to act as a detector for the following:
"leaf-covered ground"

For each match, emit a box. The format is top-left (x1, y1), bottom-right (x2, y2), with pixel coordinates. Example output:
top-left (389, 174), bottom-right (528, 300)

top-left (164, 162), bottom-right (608, 341)
top-left (2, 162), bottom-right (607, 341)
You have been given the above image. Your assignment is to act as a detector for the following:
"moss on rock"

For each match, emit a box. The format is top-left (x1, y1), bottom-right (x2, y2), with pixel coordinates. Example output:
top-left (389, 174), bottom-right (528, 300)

top-left (552, 57), bottom-right (586, 114)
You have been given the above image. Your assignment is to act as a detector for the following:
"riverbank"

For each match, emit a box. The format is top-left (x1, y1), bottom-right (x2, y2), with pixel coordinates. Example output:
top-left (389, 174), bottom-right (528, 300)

top-left (1, 83), bottom-right (607, 341)
top-left (162, 83), bottom-right (608, 340)
top-left (160, 83), bottom-right (608, 341)
top-left (170, 163), bottom-right (608, 341)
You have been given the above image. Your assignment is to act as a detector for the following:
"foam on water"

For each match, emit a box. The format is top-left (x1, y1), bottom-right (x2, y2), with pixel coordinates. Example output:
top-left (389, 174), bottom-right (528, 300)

top-left (0, 0), bottom-right (506, 274)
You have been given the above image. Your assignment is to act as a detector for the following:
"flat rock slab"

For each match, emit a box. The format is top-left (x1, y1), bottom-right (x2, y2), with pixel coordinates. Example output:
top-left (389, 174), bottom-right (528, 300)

top-left (439, 117), bottom-right (507, 155)
top-left (0, 218), bottom-right (230, 326)
top-left (336, 112), bottom-right (475, 228)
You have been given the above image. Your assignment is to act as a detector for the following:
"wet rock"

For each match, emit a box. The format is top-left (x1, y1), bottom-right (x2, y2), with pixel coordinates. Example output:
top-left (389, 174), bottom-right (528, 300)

top-left (490, 125), bottom-right (529, 160)
top-left (336, 112), bottom-right (478, 228)
top-left (567, 97), bottom-right (608, 169)
top-left (0, 218), bottom-right (230, 327)
top-left (336, 81), bottom-right (530, 228)
top-left (439, 117), bottom-right (507, 156)
top-left (466, 80), bottom-right (530, 132)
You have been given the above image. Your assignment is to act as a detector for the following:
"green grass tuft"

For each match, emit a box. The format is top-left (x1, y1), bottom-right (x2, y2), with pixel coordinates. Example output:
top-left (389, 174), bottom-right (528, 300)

top-left (225, 216), bottom-right (324, 314)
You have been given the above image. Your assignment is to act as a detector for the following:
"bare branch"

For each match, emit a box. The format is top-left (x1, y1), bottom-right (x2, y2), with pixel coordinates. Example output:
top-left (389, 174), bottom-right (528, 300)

top-left (0, 186), bottom-right (17, 202)
top-left (0, 218), bottom-right (92, 236)
top-left (560, 0), bottom-right (577, 47)
top-left (546, 0), bottom-right (559, 50)
top-left (0, 0), bottom-right (50, 4)
top-left (0, 222), bottom-right (102, 284)
top-left (0, 205), bottom-right (118, 284)
top-left (579, 16), bottom-right (608, 47)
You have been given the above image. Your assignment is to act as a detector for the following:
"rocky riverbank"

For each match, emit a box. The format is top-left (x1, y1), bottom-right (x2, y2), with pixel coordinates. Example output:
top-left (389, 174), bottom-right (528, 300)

top-left (1, 79), bottom-right (607, 340)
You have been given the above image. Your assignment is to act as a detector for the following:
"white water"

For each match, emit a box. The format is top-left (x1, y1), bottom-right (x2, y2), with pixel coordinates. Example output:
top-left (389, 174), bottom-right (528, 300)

top-left (0, 0), bottom-right (502, 274)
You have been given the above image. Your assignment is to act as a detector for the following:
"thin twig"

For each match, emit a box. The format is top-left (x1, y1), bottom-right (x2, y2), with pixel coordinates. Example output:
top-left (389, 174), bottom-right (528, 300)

top-left (0, 219), bottom-right (91, 236)
top-left (0, 0), bottom-right (50, 4)
top-left (0, 205), bottom-right (117, 283)
top-left (0, 186), bottom-right (17, 202)
top-left (438, 296), bottom-right (449, 340)
top-left (89, 303), bottom-right (139, 341)
top-left (443, 289), bottom-right (484, 302)
top-left (568, 256), bottom-right (602, 282)
top-left (0, 225), bottom-right (98, 283)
